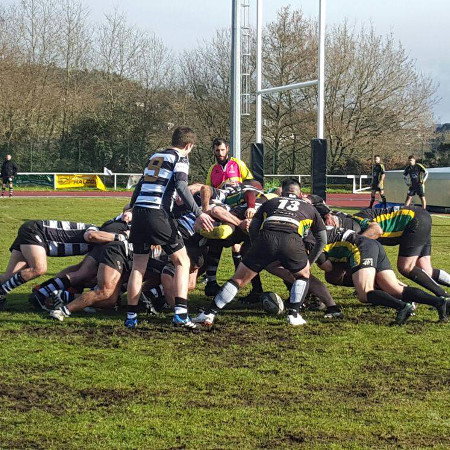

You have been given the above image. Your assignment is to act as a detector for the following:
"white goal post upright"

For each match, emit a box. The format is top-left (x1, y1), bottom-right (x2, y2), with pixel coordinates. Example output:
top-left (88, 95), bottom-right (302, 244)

top-left (231, 0), bottom-right (327, 194)
top-left (255, 0), bottom-right (326, 142)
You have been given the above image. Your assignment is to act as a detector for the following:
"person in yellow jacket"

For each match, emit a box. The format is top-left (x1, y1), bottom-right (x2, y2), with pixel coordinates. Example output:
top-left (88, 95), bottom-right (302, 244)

top-left (205, 138), bottom-right (253, 188)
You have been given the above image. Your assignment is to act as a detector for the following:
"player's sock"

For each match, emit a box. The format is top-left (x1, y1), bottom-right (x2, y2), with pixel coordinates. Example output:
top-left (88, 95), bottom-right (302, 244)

top-left (1, 187), bottom-right (5, 197)
top-left (432, 268), bottom-right (450, 288)
top-left (369, 196), bottom-right (375, 208)
top-left (402, 286), bottom-right (443, 308)
top-left (366, 290), bottom-right (406, 310)
top-left (61, 290), bottom-right (75, 304)
top-left (251, 274), bottom-right (263, 293)
top-left (308, 275), bottom-right (334, 306)
top-left (205, 244), bottom-right (222, 283)
top-left (406, 267), bottom-right (446, 297)
top-left (207, 279), bottom-right (239, 313)
top-left (287, 277), bottom-right (309, 313)
top-left (381, 195), bottom-right (387, 207)
top-left (174, 297), bottom-right (188, 319)
top-left (36, 276), bottom-right (71, 300)
top-left (0, 272), bottom-right (26, 295)
top-left (232, 252), bottom-right (242, 270)
top-left (9, 187), bottom-right (13, 197)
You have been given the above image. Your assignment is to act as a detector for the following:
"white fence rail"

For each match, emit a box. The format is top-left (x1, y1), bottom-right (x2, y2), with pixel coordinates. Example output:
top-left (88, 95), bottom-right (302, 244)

top-left (17, 172), bottom-right (372, 193)
top-left (264, 174), bottom-right (370, 193)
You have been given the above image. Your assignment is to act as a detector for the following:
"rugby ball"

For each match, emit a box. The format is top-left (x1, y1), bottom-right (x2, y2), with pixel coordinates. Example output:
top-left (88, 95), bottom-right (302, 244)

top-left (261, 292), bottom-right (285, 315)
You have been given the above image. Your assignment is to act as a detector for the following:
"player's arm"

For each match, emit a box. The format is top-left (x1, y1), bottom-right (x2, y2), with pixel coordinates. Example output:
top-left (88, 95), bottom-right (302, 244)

top-left (403, 167), bottom-right (410, 185)
top-left (208, 205), bottom-right (242, 226)
top-left (248, 202), bottom-right (266, 241)
top-left (379, 164), bottom-right (385, 186)
top-left (418, 164), bottom-right (428, 183)
top-left (200, 184), bottom-right (213, 211)
top-left (361, 221), bottom-right (383, 239)
top-left (173, 164), bottom-right (214, 232)
top-left (12, 162), bottom-right (18, 177)
top-left (129, 176), bottom-right (144, 207)
top-left (84, 228), bottom-right (127, 244)
top-left (308, 212), bottom-right (327, 264)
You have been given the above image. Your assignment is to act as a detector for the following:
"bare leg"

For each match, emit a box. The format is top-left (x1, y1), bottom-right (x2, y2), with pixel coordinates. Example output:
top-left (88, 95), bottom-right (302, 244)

top-left (0, 250), bottom-right (28, 282)
top-left (66, 264), bottom-right (122, 313)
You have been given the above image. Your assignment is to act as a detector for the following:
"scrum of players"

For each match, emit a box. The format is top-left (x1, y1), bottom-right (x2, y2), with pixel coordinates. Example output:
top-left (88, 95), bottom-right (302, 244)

top-left (0, 127), bottom-right (449, 331)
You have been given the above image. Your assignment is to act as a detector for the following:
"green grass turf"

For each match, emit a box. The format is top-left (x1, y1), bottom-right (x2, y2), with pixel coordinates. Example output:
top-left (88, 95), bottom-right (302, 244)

top-left (0, 198), bottom-right (449, 449)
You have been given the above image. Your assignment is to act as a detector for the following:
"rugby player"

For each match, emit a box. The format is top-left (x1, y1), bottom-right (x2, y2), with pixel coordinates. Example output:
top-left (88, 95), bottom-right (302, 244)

top-left (403, 155), bottom-right (428, 209)
top-left (353, 206), bottom-right (450, 298)
top-left (193, 178), bottom-right (327, 327)
top-left (317, 227), bottom-right (449, 323)
top-left (200, 180), bottom-right (267, 300)
top-left (29, 211), bottom-right (133, 310)
top-left (369, 155), bottom-right (387, 208)
top-left (125, 126), bottom-right (214, 330)
top-left (0, 219), bottom-right (125, 309)
top-left (49, 247), bottom-right (167, 321)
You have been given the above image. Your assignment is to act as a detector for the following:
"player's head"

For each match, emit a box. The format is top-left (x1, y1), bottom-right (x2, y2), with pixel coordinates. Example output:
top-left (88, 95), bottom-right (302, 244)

top-left (408, 155), bottom-right (416, 165)
top-left (171, 127), bottom-right (196, 152)
top-left (281, 178), bottom-right (301, 198)
top-left (5, 154), bottom-right (11, 160)
top-left (374, 155), bottom-right (381, 164)
top-left (212, 138), bottom-right (229, 163)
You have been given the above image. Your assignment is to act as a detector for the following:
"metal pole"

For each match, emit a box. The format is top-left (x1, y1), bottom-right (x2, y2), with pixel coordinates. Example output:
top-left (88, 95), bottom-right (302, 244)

top-left (230, 0), bottom-right (241, 158)
top-left (255, 0), bottom-right (262, 143)
top-left (317, 0), bottom-right (326, 139)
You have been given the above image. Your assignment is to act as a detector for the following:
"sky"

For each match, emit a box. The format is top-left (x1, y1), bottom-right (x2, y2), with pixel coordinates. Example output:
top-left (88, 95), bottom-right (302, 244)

top-left (8, 0), bottom-right (450, 122)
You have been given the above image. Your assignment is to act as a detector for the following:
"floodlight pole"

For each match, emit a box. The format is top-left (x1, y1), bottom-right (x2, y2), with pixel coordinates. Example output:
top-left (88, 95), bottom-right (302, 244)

top-left (317, 0), bottom-right (326, 139)
top-left (230, 0), bottom-right (241, 159)
top-left (255, 0), bottom-right (263, 144)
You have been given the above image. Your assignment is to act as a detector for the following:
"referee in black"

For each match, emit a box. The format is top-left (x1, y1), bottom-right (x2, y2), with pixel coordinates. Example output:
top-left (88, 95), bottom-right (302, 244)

top-left (1, 154), bottom-right (18, 198)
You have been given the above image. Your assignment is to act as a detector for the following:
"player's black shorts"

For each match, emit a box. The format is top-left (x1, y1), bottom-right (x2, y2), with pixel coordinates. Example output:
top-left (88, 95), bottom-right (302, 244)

top-left (129, 207), bottom-right (184, 255)
top-left (371, 183), bottom-right (383, 192)
top-left (2, 176), bottom-right (13, 184)
top-left (397, 208), bottom-right (432, 257)
top-left (243, 229), bottom-right (308, 273)
top-left (407, 184), bottom-right (425, 198)
top-left (185, 236), bottom-right (208, 270)
top-left (9, 221), bottom-right (47, 253)
top-left (91, 242), bottom-right (132, 273)
top-left (347, 235), bottom-right (392, 273)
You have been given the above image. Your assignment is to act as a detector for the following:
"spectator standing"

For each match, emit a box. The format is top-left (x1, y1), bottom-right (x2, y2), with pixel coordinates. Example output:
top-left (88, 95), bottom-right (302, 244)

top-left (1, 155), bottom-right (18, 198)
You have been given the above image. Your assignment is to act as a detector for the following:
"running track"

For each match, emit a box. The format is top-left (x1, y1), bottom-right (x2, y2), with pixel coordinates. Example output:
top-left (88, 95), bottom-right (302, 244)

top-left (11, 191), bottom-right (372, 208)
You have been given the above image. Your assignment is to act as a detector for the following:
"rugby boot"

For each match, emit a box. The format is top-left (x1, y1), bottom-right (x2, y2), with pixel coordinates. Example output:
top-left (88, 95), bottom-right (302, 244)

top-left (172, 314), bottom-right (199, 331)
top-left (192, 310), bottom-right (215, 328)
top-left (286, 309), bottom-right (307, 326)
top-left (49, 306), bottom-right (70, 322)
top-left (394, 303), bottom-right (414, 325)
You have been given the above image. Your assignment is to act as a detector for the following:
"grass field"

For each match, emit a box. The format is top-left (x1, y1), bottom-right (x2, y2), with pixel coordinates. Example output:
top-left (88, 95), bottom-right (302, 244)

top-left (0, 198), bottom-right (449, 449)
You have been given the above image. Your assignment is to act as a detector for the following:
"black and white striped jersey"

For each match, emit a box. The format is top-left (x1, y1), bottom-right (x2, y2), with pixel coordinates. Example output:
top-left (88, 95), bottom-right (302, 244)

top-left (39, 220), bottom-right (98, 256)
top-left (133, 149), bottom-right (189, 212)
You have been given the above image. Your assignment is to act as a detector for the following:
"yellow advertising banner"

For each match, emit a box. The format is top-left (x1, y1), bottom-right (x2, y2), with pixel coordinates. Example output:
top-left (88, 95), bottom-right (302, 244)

top-left (55, 174), bottom-right (107, 191)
